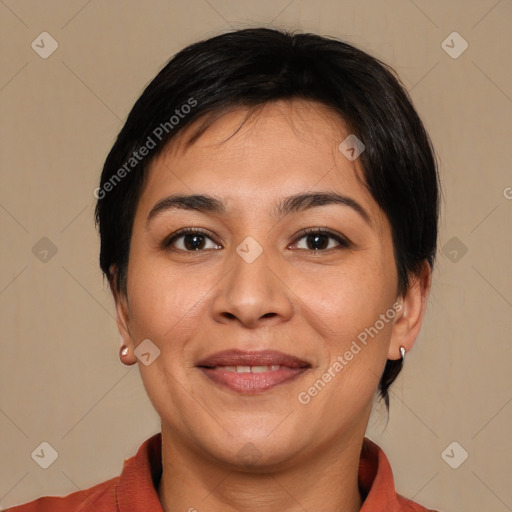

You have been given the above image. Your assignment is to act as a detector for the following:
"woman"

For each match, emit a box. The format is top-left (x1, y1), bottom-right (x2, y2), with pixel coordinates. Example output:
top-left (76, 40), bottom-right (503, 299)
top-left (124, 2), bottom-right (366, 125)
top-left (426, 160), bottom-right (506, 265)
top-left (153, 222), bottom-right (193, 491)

top-left (7, 27), bottom-right (440, 511)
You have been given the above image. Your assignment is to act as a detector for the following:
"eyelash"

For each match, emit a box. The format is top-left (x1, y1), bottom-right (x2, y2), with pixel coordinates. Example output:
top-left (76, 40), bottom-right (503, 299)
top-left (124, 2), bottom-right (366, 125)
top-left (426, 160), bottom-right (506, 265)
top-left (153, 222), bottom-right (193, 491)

top-left (162, 227), bottom-right (351, 252)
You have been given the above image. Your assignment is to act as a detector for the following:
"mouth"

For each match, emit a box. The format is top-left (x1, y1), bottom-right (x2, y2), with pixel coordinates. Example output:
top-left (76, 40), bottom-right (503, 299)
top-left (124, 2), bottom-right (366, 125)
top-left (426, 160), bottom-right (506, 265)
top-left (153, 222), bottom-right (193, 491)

top-left (196, 349), bottom-right (311, 394)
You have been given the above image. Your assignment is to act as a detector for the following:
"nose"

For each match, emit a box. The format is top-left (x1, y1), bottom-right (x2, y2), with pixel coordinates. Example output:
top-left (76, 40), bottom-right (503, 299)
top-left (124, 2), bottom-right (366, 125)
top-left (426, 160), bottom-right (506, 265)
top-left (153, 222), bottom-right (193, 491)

top-left (210, 240), bottom-right (294, 329)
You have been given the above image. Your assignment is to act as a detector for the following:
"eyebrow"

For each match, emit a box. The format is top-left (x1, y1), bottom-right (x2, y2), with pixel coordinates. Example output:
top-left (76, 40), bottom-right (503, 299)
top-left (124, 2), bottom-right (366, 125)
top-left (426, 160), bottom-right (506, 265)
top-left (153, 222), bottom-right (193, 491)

top-left (146, 191), bottom-right (372, 227)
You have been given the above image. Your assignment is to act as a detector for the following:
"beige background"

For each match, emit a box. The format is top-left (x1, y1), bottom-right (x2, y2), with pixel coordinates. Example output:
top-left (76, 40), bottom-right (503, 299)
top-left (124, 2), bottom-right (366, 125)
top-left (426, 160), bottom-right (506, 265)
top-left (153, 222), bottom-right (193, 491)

top-left (1, 1), bottom-right (511, 511)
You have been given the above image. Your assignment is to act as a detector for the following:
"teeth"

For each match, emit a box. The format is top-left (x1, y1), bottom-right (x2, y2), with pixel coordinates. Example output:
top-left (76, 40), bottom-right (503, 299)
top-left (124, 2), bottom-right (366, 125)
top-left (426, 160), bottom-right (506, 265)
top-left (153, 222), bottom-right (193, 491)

top-left (213, 365), bottom-right (282, 373)
top-left (252, 365), bottom-right (270, 373)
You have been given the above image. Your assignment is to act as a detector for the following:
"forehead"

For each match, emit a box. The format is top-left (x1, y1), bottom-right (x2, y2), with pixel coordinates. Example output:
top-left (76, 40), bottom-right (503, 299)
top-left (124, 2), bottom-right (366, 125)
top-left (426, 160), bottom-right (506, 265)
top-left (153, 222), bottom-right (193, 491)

top-left (166, 99), bottom-right (351, 170)
top-left (137, 99), bottom-right (384, 229)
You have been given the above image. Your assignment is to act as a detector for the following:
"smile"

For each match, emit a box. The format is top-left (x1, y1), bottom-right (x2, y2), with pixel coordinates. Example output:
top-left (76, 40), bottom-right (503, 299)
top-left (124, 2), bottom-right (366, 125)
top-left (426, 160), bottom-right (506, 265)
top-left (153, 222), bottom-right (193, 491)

top-left (212, 365), bottom-right (282, 372)
top-left (198, 365), bottom-right (310, 393)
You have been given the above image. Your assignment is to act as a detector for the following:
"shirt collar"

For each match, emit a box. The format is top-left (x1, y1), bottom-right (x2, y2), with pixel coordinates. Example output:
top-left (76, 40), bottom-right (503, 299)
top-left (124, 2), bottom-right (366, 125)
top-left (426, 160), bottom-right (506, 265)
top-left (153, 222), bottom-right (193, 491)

top-left (117, 433), bottom-right (404, 512)
top-left (117, 432), bottom-right (164, 512)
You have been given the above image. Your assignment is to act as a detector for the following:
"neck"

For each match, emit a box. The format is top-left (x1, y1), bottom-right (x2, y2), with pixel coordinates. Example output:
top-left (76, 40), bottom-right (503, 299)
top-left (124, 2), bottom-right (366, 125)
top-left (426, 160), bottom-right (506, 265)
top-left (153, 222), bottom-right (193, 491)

top-left (157, 424), bottom-right (366, 512)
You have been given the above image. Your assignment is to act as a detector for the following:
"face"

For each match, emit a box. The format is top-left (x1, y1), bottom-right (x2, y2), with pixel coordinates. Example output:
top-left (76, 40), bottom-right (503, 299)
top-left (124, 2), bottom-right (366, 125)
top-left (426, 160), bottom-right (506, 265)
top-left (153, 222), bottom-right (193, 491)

top-left (116, 99), bottom-right (413, 469)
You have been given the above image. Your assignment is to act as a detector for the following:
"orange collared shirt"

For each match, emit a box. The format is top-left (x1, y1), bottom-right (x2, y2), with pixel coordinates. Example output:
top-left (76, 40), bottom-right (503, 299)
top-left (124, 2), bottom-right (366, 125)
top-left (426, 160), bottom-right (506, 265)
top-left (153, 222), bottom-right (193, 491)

top-left (5, 434), bottom-right (437, 511)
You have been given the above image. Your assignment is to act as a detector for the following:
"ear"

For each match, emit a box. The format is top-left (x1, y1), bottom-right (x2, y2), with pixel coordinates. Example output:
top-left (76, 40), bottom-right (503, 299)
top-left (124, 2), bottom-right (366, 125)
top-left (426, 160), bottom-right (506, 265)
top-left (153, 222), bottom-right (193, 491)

top-left (110, 265), bottom-right (137, 365)
top-left (388, 261), bottom-right (432, 360)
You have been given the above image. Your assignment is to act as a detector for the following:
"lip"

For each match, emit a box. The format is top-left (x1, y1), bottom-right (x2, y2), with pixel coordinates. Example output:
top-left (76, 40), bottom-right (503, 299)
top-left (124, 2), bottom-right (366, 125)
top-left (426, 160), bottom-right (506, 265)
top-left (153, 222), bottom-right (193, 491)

top-left (196, 349), bottom-right (310, 368)
top-left (196, 349), bottom-right (311, 394)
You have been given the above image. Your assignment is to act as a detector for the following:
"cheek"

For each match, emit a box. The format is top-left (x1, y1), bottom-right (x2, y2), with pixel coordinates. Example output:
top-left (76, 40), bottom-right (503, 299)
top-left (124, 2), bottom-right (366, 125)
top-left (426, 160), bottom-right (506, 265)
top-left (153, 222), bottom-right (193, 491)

top-left (292, 258), bottom-right (396, 342)
top-left (125, 253), bottom-right (211, 342)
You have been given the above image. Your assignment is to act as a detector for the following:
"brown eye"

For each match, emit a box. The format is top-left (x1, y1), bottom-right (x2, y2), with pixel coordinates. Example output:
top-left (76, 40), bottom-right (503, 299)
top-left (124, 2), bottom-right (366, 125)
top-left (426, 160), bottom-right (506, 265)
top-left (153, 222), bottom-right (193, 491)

top-left (164, 228), bottom-right (221, 251)
top-left (293, 229), bottom-right (350, 251)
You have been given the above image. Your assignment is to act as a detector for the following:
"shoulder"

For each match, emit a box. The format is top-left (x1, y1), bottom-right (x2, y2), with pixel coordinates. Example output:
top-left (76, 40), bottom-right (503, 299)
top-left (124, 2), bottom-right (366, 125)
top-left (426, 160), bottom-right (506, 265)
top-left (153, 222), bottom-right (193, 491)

top-left (4, 433), bottom-right (162, 512)
top-left (3, 475), bottom-right (119, 512)
top-left (360, 437), bottom-right (440, 512)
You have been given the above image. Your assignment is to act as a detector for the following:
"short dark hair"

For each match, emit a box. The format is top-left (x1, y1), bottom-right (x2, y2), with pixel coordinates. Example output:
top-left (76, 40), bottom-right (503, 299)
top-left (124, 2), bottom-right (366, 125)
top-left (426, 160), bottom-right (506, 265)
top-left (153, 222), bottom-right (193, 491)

top-left (95, 27), bottom-right (439, 411)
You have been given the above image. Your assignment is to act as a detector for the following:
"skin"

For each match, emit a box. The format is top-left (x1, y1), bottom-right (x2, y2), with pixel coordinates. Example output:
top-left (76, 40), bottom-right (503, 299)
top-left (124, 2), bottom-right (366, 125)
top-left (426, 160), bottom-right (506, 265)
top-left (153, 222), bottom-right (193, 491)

top-left (113, 98), bottom-right (431, 512)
